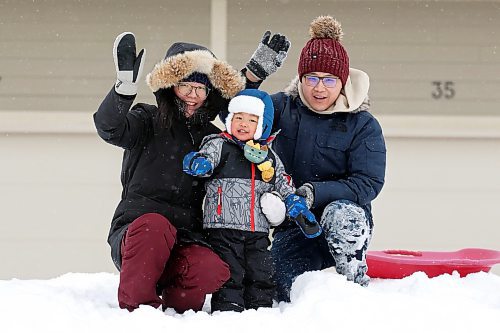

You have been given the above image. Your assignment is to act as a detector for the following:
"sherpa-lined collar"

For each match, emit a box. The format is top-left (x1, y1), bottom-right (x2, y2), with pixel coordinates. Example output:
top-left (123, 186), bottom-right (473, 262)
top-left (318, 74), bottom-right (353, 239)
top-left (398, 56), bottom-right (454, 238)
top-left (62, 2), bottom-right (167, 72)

top-left (146, 49), bottom-right (245, 99)
top-left (284, 68), bottom-right (371, 114)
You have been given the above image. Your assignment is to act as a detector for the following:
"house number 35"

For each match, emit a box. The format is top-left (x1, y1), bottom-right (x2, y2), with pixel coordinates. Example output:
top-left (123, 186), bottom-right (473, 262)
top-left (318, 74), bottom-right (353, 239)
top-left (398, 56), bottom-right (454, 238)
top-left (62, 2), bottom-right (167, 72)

top-left (432, 81), bottom-right (455, 99)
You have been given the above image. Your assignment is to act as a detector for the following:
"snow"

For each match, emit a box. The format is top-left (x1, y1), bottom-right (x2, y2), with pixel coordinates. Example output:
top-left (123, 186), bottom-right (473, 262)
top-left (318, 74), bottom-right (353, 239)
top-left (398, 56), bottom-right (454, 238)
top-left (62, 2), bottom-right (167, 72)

top-left (1, 270), bottom-right (499, 333)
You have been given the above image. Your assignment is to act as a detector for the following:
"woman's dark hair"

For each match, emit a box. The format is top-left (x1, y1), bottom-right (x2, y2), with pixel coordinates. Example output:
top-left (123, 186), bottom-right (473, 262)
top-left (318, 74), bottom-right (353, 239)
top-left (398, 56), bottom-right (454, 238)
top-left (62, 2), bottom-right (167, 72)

top-left (155, 86), bottom-right (229, 129)
top-left (155, 88), bottom-right (179, 129)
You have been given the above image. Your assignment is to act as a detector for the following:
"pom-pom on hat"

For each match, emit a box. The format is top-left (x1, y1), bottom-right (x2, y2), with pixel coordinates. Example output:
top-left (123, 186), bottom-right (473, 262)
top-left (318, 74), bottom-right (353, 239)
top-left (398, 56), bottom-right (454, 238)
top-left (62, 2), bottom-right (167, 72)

top-left (226, 89), bottom-right (274, 141)
top-left (298, 15), bottom-right (349, 87)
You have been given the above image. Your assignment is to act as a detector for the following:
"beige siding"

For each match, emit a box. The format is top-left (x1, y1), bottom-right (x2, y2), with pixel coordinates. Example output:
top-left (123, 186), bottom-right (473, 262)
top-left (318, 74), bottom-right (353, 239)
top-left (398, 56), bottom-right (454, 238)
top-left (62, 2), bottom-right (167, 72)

top-left (1, 1), bottom-right (499, 115)
top-left (226, 0), bottom-right (500, 115)
top-left (0, 0), bottom-right (211, 111)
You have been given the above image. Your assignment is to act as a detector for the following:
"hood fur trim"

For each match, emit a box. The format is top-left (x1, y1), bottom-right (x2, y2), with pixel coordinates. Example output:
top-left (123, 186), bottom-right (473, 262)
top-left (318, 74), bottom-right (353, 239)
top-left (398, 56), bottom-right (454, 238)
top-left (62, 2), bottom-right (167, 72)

top-left (284, 76), bottom-right (301, 98)
top-left (146, 49), bottom-right (245, 99)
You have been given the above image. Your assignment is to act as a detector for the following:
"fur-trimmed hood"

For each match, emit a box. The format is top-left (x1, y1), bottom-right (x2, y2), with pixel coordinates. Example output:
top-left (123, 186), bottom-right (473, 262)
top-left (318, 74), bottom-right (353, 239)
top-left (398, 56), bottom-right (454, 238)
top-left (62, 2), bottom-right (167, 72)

top-left (146, 42), bottom-right (245, 99)
top-left (284, 68), bottom-right (370, 114)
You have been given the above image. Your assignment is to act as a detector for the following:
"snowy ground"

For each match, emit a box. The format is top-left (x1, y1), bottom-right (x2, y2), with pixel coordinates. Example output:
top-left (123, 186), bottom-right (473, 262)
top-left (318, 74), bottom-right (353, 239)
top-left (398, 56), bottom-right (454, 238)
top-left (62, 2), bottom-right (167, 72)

top-left (1, 270), bottom-right (499, 333)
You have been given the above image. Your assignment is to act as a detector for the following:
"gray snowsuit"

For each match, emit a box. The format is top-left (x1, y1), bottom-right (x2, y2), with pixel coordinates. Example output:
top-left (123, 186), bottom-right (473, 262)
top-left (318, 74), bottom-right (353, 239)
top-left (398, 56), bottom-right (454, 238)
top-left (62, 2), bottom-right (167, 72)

top-left (198, 132), bottom-right (294, 232)
top-left (192, 132), bottom-right (295, 311)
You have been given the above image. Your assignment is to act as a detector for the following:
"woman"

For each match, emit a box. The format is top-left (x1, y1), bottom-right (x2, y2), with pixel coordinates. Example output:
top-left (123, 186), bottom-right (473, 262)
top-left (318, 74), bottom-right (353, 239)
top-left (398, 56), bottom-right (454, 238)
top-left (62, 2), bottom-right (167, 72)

top-left (93, 31), bottom-right (289, 312)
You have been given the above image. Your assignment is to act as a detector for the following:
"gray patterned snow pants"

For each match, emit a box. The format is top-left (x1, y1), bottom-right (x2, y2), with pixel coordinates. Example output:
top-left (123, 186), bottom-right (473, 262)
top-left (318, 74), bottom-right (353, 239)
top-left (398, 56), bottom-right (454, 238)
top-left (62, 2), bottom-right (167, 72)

top-left (320, 200), bottom-right (373, 286)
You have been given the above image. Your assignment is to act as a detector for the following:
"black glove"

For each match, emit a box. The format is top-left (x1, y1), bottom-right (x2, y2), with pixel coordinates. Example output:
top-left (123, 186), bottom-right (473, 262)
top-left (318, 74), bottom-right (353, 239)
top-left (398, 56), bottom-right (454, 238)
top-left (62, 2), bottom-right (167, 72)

top-left (113, 32), bottom-right (146, 95)
top-left (295, 183), bottom-right (314, 209)
top-left (246, 31), bottom-right (291, 80)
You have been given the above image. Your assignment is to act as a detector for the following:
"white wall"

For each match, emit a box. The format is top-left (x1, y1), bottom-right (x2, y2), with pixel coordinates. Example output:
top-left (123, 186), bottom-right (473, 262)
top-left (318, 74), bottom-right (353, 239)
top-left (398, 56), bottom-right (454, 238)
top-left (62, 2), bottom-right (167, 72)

top-left (373, 137), bottom-right (500, 251)
top-left (0, 131), bottom-right (121, 278)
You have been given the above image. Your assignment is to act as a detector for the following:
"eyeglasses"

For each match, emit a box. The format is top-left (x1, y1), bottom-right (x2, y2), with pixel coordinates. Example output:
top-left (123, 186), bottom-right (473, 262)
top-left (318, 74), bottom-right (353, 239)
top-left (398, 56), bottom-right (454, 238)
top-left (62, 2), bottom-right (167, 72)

top-left (176, 82), bottom-right (210, 98)
top-left (303, 75), bottom-right (338, 88)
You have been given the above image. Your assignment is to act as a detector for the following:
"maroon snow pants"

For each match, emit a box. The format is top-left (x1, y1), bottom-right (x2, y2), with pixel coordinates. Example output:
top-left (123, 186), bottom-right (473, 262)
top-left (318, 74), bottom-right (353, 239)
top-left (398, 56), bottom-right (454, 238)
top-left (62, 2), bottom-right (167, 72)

top-left (118, 213), bottom-right (230, 312)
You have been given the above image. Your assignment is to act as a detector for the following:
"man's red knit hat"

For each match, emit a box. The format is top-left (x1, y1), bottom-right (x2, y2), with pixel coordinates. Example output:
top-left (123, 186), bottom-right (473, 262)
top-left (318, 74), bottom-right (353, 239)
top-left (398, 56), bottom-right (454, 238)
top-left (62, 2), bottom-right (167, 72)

top-left (298, 16), bottom-right (349, 87)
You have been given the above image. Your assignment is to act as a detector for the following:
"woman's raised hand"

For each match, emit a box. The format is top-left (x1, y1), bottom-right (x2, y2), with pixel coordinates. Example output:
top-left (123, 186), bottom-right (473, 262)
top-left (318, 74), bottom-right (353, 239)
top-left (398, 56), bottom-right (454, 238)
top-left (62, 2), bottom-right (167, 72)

top-left (113, 32), bottom-right (146, 96)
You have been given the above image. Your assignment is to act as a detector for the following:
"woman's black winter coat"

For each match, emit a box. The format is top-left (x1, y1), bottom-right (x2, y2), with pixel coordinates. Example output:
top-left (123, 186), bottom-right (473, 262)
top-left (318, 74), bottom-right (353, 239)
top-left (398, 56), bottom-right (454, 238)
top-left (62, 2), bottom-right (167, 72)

top-left (94, 89), bottom-right (220, 269)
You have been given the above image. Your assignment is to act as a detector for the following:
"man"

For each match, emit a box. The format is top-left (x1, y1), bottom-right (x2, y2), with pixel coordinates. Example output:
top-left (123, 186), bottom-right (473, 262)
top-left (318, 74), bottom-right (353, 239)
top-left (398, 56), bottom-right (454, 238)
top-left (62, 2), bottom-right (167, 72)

top-left (263, 15), bottom-right (386, 302)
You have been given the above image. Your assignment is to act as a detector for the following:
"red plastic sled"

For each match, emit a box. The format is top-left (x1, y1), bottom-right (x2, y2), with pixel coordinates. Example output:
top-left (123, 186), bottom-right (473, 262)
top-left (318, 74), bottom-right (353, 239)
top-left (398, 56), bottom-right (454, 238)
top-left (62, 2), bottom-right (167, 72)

top-left (366, 248), bottom-right (500, 279)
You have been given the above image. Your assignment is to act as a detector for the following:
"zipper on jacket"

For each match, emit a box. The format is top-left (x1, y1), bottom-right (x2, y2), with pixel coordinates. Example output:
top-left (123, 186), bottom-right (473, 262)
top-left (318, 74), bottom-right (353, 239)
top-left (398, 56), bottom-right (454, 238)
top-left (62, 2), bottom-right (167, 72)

top-left (250, 163), bottom-right (255, 232)
top-left (217, 186), bottom-right (222, 216)
top-left (186, 121), bottom-right (195, 145)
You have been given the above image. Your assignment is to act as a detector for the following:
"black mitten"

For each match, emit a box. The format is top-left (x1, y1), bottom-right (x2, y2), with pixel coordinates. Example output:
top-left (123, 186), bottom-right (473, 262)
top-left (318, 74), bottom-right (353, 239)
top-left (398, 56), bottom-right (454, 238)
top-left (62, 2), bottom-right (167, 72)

top-left (246, 31), bottom-right (291, 80)
top-left (113, 32), bottom-right (146, 95)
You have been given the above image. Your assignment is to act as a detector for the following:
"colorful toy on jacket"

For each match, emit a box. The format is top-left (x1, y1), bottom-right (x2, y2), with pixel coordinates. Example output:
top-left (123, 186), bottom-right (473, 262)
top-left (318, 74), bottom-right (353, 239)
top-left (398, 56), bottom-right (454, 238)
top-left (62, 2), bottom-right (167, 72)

top-left (243, 140), bottom-right (275, 182)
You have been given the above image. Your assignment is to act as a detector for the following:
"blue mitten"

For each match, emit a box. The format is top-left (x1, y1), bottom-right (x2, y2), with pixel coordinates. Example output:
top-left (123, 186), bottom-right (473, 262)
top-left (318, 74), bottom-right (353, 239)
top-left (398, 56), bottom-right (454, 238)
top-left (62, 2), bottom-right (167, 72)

top-left (285, 194), bottom-right (322, 238)
top-left (182, 152), bottom-right (212, 176)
